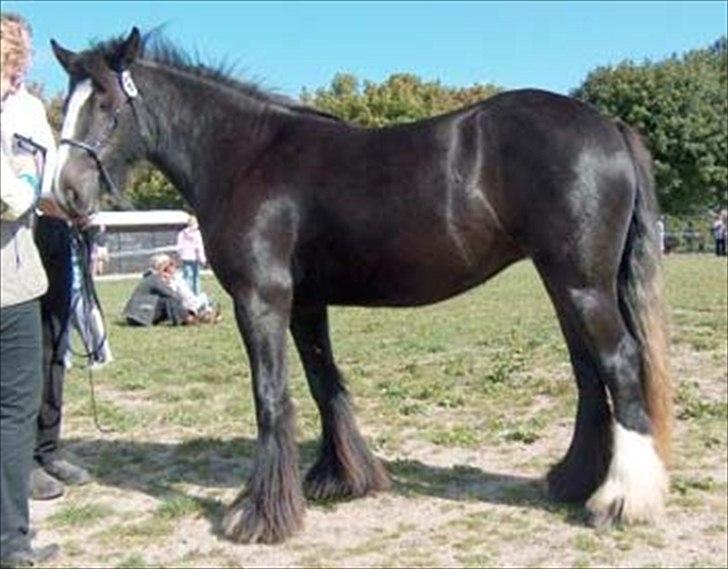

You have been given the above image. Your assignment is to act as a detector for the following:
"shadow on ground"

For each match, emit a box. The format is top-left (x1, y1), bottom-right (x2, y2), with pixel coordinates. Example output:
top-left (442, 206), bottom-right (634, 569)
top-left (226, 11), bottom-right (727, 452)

top-left (63, 435), bottom-right (586, 538)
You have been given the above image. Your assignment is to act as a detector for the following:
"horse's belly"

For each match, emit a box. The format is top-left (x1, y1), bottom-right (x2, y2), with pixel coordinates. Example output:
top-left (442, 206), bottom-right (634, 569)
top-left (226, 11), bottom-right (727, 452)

top-left (299, 232), bottom-right (524, 307)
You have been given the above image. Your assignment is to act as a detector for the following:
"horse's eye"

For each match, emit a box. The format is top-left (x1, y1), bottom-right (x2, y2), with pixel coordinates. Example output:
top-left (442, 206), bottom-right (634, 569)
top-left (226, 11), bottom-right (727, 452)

top-left (95, 93), bottom-right (111, 112)
top-left (91, 78), bottom-right (106, 93)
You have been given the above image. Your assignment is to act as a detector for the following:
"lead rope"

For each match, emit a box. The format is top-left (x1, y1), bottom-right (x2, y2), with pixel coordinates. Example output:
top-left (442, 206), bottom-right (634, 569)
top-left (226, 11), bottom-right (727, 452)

top-left (87, 365), bottom-right (111, 434)
top-left (70, 227), bottom-right (113, 434)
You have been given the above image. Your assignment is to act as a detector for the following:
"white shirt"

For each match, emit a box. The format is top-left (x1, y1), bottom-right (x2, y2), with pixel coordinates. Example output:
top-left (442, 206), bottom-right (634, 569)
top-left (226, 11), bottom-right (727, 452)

top-left (0, 85), bottom-right (54, 306)
top-left (1, 85), bottom-right (57, 200)
top-left (1, 147), bottom-right (37, 220)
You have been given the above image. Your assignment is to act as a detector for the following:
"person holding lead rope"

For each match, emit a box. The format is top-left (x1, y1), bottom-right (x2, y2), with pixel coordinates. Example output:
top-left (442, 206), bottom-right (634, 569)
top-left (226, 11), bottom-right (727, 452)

top-left (0, 11), bottom-right (90, 567)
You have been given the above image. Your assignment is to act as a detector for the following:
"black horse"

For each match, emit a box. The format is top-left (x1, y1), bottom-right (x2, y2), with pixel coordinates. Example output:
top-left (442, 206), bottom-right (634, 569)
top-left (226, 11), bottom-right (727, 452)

top-left (50, 28), bottom-right (672, 543)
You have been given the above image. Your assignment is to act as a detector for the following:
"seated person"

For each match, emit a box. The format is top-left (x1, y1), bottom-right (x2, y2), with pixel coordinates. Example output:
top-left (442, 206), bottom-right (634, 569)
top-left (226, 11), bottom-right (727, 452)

top-left (123, 254), bottom-right (220, 326)
top-left (164, 257), bottom-right (219, 321)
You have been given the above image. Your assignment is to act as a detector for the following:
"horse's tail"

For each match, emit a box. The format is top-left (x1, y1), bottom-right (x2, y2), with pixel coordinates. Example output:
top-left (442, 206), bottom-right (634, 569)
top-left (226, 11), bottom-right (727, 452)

top-left (615, 121), bottom-right (673, 463)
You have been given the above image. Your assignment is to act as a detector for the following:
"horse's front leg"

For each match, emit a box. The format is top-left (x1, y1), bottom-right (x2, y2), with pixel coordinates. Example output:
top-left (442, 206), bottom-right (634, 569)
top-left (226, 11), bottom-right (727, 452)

top-left (222, 280), bottom-right (304, 544)
top-left (291, 304), bottom-right (390, 501)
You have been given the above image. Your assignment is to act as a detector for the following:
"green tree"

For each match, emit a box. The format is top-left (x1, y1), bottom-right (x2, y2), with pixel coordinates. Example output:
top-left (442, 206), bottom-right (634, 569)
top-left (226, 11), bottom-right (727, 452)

top-left (45, 93), bottom-right (65, 139)
top-left (302, 72), bottom-right (501, 127)
top-left (574, 37), bottom-right (727, 214)
top-left (125, 162), bottom-right (187, 210)
top-left (30, 83), bottom-right (64, 137)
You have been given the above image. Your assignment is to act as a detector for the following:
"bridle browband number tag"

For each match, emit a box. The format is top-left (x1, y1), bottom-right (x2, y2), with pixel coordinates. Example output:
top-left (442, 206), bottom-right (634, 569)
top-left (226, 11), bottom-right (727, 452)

top-left (119, 70), bottom-right (138, 98)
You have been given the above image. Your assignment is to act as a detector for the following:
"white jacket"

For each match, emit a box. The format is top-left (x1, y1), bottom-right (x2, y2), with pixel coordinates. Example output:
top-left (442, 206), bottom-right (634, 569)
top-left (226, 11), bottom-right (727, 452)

top-left (1, 85), bottom-right (57, 202)
top-left (0, 86), bottom-right (55, 308)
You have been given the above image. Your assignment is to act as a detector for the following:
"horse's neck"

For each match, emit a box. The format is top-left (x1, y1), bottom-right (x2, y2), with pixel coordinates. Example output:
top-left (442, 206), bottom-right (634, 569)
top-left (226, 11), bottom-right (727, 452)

top-left (136, 64), bottom-right (279, 213)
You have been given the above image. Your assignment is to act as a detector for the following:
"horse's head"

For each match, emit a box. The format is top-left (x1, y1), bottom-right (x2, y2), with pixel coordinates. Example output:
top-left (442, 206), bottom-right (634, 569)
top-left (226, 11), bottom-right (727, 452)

top-left (51, 28), bottom-right (145, 217)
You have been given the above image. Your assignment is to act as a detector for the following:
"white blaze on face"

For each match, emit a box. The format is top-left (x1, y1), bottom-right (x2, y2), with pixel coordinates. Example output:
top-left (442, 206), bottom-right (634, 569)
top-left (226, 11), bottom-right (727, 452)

top-left (54, 79), bottom-right (93, 196)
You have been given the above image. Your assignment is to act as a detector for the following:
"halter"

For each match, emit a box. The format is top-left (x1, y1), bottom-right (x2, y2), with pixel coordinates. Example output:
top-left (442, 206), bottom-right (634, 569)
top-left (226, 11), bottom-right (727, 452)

top-left (59, 70), bottom-right (142, 210)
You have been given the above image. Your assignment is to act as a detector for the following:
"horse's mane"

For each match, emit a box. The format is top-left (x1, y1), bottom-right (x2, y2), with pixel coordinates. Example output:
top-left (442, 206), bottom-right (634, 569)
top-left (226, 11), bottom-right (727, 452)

top-left (87, 30), bottom-right (342, 123)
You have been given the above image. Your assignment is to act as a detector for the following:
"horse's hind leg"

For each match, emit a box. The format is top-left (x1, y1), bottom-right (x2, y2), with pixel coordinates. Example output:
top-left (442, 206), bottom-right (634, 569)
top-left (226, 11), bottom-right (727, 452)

top-left (291, 304), bottom-right (390, 500)
top-left (579, 293), bottom-right (668, 527)
top-left (544, 303), bottom-right (613, 503)
top-left (537, 263), bottom-right (668, 526)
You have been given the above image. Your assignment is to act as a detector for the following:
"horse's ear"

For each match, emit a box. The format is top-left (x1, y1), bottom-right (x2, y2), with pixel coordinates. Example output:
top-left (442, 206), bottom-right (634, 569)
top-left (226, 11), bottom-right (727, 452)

top-left (112, 27), bottom-right (141, 71)
top-left (50, 39), bottom-right (79, 75)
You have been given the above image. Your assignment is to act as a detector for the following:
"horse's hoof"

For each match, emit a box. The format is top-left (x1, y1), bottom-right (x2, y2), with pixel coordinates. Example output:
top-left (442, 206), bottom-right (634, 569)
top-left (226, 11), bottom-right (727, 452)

top-left (303, 467), bottom-right (352, 501)
top-left (585, 473), bottom-right (666, 528)
top-left (222, 494), bottom-right (304, 544)
top-left (587, 496), bottom-right (624, 531)
top-left (585, 426), bottom-right (668, 528)
top-left (303, 456), bottom-right (390, 502)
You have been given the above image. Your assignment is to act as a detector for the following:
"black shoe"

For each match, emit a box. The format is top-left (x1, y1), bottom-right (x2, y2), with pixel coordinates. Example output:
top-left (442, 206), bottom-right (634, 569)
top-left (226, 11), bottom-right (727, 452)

top-left (29, 467), bottom-right (64, 501)
top-left (43, 458), bottom-right (91, 486)
top-left (0, 543), bottom-right (59, 568)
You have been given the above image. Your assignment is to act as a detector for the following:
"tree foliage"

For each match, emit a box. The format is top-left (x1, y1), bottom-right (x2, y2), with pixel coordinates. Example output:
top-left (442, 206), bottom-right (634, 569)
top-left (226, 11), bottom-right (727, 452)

top-left (574, 37), bottom-right (727, 214)
top-left (28, 83), bottom-right (65, 137)
top-left (45, 93), bottom-right (65, 139)
top-left (124, 163), bottom-right (186, 210)
top-left (301, 72), bottom-right (501, 127)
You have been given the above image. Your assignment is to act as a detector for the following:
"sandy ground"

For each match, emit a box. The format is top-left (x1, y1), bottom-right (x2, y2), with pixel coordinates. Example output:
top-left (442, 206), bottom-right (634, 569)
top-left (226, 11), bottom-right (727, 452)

top-left (28, 342), bottom-right (727, 569)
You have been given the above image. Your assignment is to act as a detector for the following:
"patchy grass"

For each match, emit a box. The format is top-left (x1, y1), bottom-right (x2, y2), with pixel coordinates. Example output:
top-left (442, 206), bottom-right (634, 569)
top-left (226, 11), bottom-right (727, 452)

top-left (153, 495), bottom-right (206, 520)
top-left (114, 554), bottom-right (149, 569)
top-left (46, 501), bottom-right (114, 528)
top-left (32, 255), bottom-right (727, 568)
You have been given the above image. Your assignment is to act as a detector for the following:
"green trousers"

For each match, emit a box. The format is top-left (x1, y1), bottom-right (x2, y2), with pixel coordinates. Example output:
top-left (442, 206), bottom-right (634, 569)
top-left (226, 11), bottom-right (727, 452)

top-left (0, 299), bottom-right (43, 556)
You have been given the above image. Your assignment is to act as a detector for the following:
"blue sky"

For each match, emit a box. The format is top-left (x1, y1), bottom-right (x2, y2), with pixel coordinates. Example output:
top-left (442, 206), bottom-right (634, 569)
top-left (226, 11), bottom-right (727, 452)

top-left (5, 1), bottom-right (727, 99)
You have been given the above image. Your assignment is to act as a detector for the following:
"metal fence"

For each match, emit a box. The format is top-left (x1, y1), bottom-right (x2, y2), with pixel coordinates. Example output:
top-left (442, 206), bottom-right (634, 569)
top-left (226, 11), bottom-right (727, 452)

top-left (104, 226), bottom-right (185, 275)
top-left (664, 231), bottom-right (712, 253)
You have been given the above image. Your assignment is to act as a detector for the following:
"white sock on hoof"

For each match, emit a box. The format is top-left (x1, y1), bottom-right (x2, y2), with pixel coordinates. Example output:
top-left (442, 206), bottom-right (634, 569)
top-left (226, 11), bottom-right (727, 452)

top-left (586, 422), bottom-right (668, 524)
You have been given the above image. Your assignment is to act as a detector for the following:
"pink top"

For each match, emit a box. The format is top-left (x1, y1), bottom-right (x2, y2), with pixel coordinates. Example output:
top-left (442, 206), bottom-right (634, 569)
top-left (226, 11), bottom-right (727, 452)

top-left (176, 226), bottom-right (207, 264)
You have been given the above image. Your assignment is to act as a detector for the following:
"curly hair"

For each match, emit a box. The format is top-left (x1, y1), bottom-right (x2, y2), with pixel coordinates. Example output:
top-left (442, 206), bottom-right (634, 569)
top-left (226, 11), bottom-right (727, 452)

top-left (1, 12), bottom-right (32, 78)
top-left (151, 253), bottom-right (174, 272)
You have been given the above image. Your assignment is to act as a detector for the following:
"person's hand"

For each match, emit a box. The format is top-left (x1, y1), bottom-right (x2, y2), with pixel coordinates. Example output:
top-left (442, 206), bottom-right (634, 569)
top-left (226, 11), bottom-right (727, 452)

top-left (37, 197), bottom-right (70, 220)
top-left (10, 153), bottom-right (38, 178)
top-left (74, 213), bottom-right (93, 229)
top-left (37, 197), bottom-right (93, 226)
